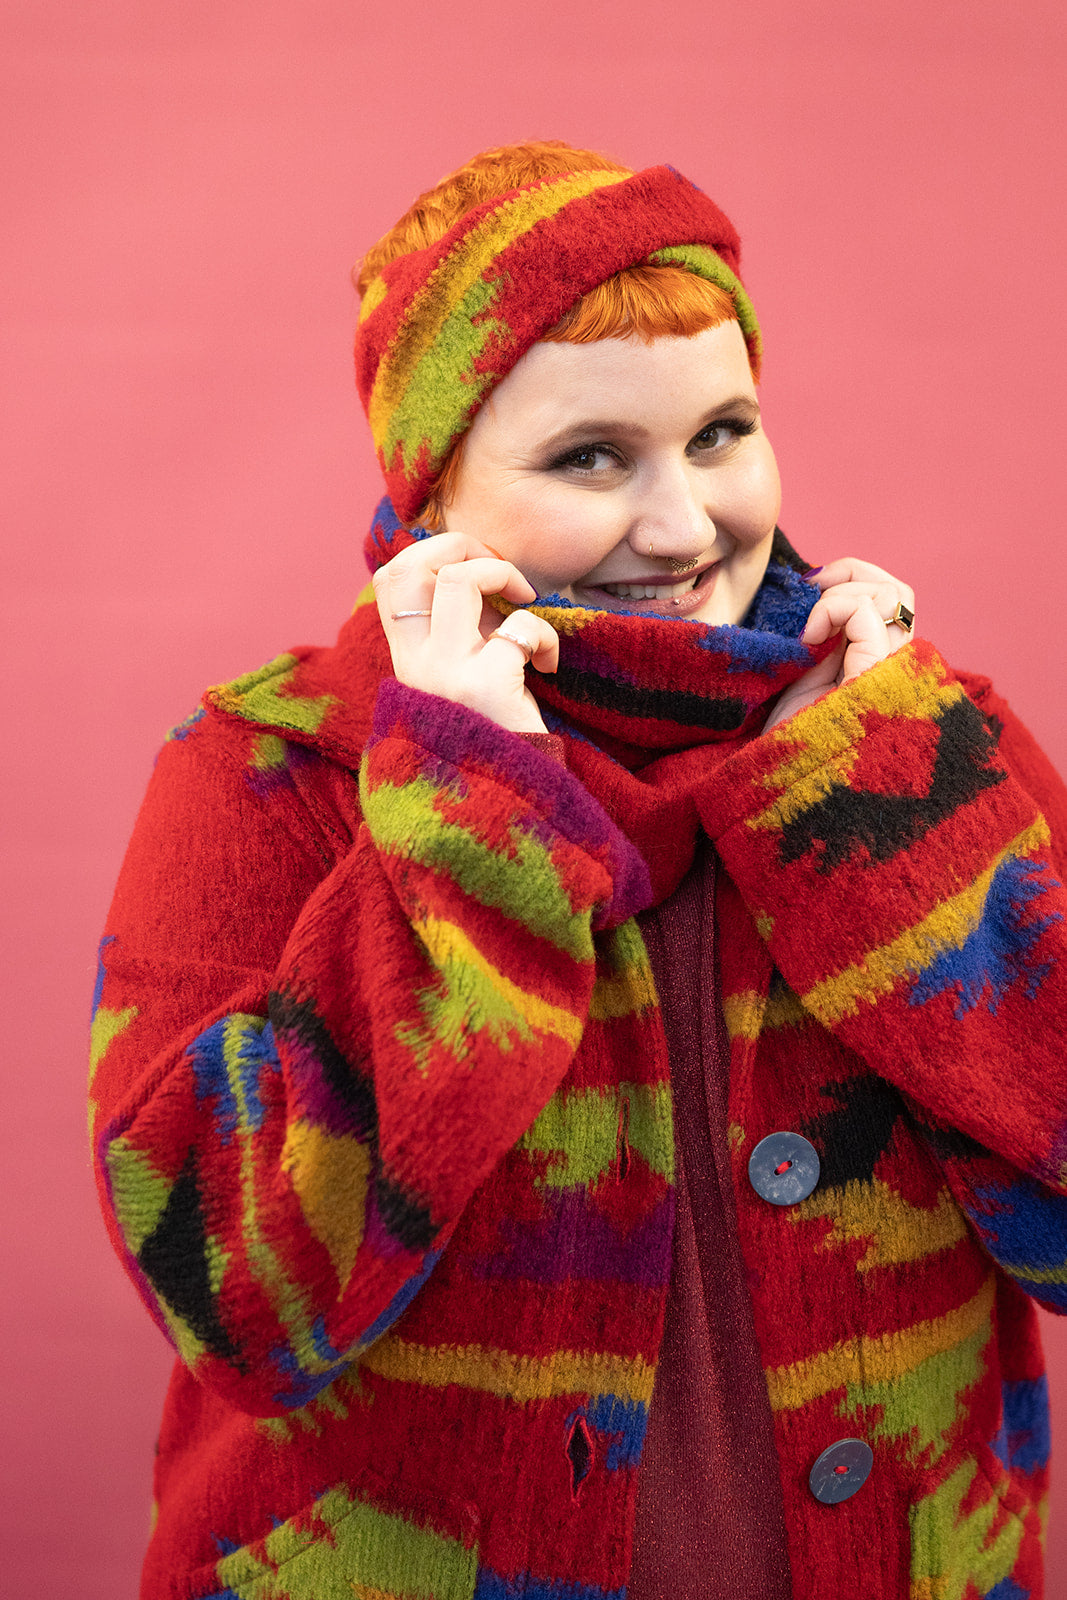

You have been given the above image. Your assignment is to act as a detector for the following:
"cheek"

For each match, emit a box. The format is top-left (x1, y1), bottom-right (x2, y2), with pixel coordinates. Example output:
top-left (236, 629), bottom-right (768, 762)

top-left (727, 456), bottom-right (781, 544)
top-left (498, 497), bottom-right (618, 585)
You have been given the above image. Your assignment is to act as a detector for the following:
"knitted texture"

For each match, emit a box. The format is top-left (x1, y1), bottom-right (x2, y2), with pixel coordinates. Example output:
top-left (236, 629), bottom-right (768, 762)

top-left (354, 165), bottom-right (760, 522)
top-left (91, 557), bottom-right (1067, 1599)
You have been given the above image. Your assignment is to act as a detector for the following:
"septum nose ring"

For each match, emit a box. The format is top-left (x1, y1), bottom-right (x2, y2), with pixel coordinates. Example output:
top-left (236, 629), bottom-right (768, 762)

top-left (648, 541), bottom-right (698, 575)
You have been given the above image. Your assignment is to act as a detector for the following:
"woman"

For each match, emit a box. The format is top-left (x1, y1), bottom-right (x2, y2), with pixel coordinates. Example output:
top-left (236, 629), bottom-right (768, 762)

top-left (91, 141), bottom-right (1067, 1600)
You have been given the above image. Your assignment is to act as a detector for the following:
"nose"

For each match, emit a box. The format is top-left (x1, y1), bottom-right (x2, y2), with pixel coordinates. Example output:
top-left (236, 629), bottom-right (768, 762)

top-left (626, 461), bottom-right (714, 565)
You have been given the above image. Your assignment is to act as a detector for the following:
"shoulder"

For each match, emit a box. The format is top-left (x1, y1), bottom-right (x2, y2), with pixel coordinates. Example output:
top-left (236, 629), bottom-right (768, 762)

top-left (129, 594), bottom-right (393, 872)
top-left (199, 590), bottom-right (393, 772)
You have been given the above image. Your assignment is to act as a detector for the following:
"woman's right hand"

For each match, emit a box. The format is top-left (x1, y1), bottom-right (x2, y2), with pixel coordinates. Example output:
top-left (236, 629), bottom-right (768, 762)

top-left (372, 532), bottom-right (560, 733)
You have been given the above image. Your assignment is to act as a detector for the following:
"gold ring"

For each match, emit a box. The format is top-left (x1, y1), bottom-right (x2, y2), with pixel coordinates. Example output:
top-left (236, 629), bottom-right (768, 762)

top-left (883, 601), bottom-right (915, 632)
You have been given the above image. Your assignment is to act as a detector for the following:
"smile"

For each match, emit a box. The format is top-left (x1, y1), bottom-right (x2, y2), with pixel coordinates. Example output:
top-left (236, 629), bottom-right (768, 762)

top-left (600, 576), bottom-right (701, 601)
top-left (580, 563), bottom-right (718, 617)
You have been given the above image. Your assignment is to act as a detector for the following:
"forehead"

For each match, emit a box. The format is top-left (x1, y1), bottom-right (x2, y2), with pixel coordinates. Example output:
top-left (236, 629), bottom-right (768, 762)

top-left (469, 320), bottom-right (755, 443)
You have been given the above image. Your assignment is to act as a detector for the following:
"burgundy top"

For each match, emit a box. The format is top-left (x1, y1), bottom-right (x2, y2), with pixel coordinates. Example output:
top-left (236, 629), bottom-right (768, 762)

top-left (629, 841), bottom-right (793, 1598)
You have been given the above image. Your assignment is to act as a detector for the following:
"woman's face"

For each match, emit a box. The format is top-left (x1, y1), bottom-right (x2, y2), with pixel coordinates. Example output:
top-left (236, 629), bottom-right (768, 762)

top-left (441, 319), bottom-right (781, 625)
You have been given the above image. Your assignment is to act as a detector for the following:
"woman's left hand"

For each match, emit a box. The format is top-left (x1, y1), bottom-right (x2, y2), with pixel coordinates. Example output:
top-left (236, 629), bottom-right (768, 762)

top-left (765, 558), bottom-right (916, 731)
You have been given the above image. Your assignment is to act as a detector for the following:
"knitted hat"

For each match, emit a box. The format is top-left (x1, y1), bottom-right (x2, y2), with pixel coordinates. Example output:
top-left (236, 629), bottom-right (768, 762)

top-left (354, 164), bottom-right (761, 524)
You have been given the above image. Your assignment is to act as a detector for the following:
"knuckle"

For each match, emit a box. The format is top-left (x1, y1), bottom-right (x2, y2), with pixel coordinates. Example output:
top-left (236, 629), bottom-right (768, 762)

top-left (434, 561), bottom-right (469, 587)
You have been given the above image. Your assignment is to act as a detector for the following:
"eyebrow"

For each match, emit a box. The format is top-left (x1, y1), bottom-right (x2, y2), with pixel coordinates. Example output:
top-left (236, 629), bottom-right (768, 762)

top-left (534, 395), bottom-right (761, 455)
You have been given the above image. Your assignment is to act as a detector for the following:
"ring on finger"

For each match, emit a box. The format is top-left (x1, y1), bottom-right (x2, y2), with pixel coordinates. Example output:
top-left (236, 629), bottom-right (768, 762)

top-left (391, 609), bottom-right (433, 620)
top-left (492, 625), bottom-right (536, 665)
top-left (882, 601), bottom-right (915, 633)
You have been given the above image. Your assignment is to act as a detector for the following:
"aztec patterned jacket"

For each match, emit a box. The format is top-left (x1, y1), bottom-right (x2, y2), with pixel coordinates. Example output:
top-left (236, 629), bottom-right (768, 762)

top-left (90, 601), bottom-right (1067, 1600)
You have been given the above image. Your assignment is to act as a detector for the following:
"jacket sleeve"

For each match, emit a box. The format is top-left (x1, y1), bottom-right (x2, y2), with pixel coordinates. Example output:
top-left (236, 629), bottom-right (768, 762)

top-left (89, 681), bottom-right (648, 1415)
top-left (700, 639), bottom-right (1067, 1315)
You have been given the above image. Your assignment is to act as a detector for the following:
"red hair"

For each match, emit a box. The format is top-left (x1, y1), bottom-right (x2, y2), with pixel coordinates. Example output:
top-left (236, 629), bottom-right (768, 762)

top-left (356, 141), bottom-right (745, 527)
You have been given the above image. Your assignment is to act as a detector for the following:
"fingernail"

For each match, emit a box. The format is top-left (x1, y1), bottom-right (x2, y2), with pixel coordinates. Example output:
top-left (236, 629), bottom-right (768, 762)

top-left (802, 565), bottom-right (823, 582)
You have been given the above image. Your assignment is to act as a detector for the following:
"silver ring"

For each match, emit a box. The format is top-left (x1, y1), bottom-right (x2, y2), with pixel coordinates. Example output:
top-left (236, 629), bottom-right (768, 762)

top-left (391, 610), bottom-right (433, 620)
top-left (883, 601), bottom-right (915, 633)
top-left (492, 626), bottom-right (536, 665)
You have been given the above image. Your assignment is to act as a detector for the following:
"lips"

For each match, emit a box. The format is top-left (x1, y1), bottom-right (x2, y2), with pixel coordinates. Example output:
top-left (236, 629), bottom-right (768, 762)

top-left (600, 576), bottom-right (700, 601)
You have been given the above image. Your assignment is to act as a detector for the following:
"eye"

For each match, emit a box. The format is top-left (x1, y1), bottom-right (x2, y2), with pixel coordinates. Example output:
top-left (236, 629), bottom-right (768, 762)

top-left (689, 417), bottom-right (758, 454)
top-left (548, 443), bottom-right (623, 474)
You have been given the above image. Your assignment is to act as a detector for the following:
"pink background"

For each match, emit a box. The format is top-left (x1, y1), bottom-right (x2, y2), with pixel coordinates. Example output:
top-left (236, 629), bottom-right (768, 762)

top-left (4, 1), bottom-right (1066, 1593)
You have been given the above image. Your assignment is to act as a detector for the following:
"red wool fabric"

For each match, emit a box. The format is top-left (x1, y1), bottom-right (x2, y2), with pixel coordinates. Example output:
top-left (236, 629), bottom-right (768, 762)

top-left (89, 591), bottom-right (1067, 1598)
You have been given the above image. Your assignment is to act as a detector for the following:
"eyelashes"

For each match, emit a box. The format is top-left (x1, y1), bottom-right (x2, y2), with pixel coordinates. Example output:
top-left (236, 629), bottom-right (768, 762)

top-left (548, 444), bottom-right (620, 471)
top-left (546, 415), bottom-right (759, 474)
top-left (692, 417), bottom-right (758, 448)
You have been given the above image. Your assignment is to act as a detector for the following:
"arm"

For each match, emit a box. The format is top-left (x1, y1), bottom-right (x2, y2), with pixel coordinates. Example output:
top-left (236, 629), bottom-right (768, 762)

top-left (701, 640), bottom-right (1067, 1313)
top-left (90, 683), bottom-right (647, 1415)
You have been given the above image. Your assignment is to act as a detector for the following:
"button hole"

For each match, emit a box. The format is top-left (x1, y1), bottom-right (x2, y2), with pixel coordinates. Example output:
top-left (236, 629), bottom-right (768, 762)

top-left (834, 1464), bottom-right (850, 1475)
top-left (616, 1097), bottom-right (631, 1182)
top-left (566, 1415), bottom-right (594, 1499)
top-left (775, 1159), bottom-right (794, 1175)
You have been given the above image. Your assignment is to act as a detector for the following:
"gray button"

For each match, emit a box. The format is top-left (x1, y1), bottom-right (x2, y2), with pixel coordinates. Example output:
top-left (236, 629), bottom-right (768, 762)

top-left (808, 1439), bottom-right (873, 1504)
top-left (747, 1132), bottom-right (820, 1205)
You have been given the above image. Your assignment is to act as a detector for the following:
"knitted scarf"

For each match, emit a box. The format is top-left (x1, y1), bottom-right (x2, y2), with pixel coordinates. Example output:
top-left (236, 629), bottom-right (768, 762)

top-left (365, 494), bottom-right (831, 908)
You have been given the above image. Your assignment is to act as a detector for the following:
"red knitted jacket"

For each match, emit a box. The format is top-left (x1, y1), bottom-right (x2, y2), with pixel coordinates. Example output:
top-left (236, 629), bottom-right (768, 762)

top-left (90, 603), bottom-right (1067, 1600)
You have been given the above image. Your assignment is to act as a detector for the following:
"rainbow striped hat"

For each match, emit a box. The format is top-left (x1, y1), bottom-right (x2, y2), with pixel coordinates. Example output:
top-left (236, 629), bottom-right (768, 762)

top-left (354, 164), bottom-right (761, 524)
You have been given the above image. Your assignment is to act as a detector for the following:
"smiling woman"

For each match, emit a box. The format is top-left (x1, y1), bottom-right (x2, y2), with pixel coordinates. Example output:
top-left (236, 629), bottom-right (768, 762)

top-left (438, 325), bottom-right (780, 622)
top-left (90, 140), bottom-right (1067, 1600)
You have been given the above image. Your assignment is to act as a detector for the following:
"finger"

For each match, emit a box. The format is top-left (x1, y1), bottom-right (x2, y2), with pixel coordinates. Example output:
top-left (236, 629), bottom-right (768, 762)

top-left (801, 590), bottom-right (875, 645)
top-left (805, 558), bottom-right (895, 588)
top-left (840, 597), bottom-right (895, 681)
top-left (804, 558), bottom-right (916, 610)
top-left (374, 535), bottom-right (536, 636)
top-left (803, 592), bottom-right (893, 678)
top-left (373, 540), bottom-right (447, 646)
top-left (385, 533), bottom-right (535, 599)
top-left (378, 530), bottom-right (512, 580)
top-left (853, 599), bottom-right (907, 681)
top-left (427, 559), bottom-right (542, 657)
top-left (484, 611), bottom-right (560, 675)
top-left (377, 555), bottom-right (537, 678)
top-left (801, 582), bottom-right (909, 643)
top-left (804, 579), bottom-right (917, 619)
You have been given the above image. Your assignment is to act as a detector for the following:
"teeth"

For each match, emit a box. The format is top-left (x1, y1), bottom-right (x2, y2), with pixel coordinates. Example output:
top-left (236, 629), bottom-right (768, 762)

top-left (601, 577), bottom-right (698, 600)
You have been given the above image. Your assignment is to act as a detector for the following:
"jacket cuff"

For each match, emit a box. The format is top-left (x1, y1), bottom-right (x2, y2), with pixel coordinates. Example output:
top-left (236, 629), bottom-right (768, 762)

top-left (366, 680), bottom-right (651, 927)
top-left (704, 640), bottom-right (976, 839)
